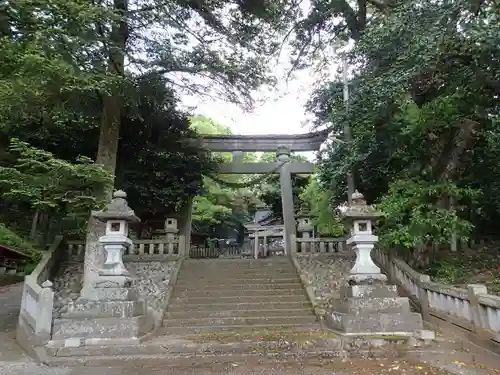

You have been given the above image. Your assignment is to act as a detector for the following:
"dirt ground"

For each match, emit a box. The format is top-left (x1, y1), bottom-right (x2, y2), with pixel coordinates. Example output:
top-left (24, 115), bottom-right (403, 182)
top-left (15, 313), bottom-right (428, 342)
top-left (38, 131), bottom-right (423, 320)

top-left (2, 281), bottom-right (500, 375)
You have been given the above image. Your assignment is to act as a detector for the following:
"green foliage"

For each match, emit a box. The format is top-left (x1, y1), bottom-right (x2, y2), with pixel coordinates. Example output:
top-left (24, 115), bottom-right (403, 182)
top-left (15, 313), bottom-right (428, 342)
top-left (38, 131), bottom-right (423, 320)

top-left (299, 176), bottom-right (345, 237)
top-left (190, 115), bottom-right (260, 236)
top-left (305, 0), bottom-right (499, 261)
top-left (377, 178), bottom-right (476, 249)
top-left (116, 79), bottom-right (215, 220)
top-left (254, 152), bottom-right (310, 218)
top-left (0, 138), bottom-right (112, 210)
top-left (424, 246), bottom-right (500, 294)
top-left (0, 138), bottom-right (112, 236)
top-left (0, 223), bottom-right (41, 261)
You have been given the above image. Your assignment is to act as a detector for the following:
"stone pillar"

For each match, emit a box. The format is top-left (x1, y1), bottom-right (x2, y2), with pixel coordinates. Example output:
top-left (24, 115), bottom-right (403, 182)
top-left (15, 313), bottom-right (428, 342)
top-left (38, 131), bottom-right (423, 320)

top-left (418, 274), bottom-right (431, 321)
top-left (164, 218), bottom-right (179, 255)
top-left (277, 146), bottom-right (295, 255)
top-left (232, 151), bottom-right (244, 164)
top-left (179, 196), bottom-right (193, 257)
top-left (468, 284), bottom-right (488, 337)
top-left (35, 280), bottom-right (54, 342)
top-left (254, 232), bottom-right (259, 259)
top-left (296, 204), bottom-right (313, 253)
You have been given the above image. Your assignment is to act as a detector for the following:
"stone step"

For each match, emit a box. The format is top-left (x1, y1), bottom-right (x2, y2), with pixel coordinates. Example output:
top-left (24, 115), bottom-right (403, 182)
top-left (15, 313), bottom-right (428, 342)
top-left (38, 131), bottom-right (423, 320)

top-left (176, 274), bottom-right (300, 281)
top-left (175, 283), bottom-right (303, 291)
top-left (159, 323), bottom-right (320, 335)
top-left (183, 259), bottom-right (292, 264)
top-left (175, 277), bottom-right (301, 286)
top-left (179, 269), bottom-right (297, 280)
top-left (173, 287), bottom-right (305, 298)
top-left (180, 262), bottom-right (295, 267)
top-left (163, 315), bottom-right (316, 328)
top-left (165, 308), bottom-right (314, 319)
top-left (48, 334), bottom-right (340, 358)
top-left (170, 294), bottom-right (308, 305)
top-left (167, 301), bottom-right (312, 312)
top-left (180, 263), bottom-right (296, 270)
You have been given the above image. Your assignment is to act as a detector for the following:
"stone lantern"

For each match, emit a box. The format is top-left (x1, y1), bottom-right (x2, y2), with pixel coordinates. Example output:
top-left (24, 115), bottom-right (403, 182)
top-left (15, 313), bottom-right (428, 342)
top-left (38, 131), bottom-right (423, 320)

top-left (326, 190), bottom-right (427, 336)
top-left (164, 218), bottom-right (178, 254)
top-left (296, 204), bottom-right (313, 253)
top-left (64, 190), bottom-right (147, 339)
top-left (92, 190), bottom-right (140, 286)
top-left (341, 190), bottom-right (386, 285)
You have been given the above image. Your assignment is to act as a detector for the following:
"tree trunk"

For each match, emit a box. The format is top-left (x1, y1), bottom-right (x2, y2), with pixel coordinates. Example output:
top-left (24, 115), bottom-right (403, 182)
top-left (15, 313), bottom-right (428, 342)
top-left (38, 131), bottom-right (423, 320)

top-left (83, 0), bottom-right (129, 288)
top-left (29, 209), bottom-right (39, 241)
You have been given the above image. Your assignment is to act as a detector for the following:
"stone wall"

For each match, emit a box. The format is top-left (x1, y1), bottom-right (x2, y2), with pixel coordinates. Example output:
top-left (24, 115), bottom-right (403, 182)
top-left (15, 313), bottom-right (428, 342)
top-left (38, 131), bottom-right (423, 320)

top-left (52, 260), bottom-right (179, 321)
top-left (294, 253), bottom-right (354, 315)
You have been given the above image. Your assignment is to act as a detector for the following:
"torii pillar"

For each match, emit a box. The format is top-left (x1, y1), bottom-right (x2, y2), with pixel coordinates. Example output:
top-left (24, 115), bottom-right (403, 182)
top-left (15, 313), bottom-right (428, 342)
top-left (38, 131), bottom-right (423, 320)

top-left (277, 146), bottom-right (296, 255)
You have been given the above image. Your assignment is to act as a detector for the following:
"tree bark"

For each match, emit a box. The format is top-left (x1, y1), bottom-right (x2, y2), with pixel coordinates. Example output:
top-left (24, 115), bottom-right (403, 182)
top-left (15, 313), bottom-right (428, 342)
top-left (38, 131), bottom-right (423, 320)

top-left (29, 209), bottom-right (39, 241)
top-left (83, 0), bottom-right (129, 288)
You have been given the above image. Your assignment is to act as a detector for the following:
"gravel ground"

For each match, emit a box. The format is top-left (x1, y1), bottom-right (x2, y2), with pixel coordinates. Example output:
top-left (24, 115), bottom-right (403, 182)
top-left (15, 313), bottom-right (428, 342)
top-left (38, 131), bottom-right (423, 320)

top-left (0, 356), bottom-right (487, 375)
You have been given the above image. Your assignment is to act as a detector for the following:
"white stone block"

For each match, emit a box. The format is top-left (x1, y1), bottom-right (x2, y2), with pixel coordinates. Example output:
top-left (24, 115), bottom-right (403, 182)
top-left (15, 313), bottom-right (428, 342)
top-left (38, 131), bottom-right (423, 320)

top-left (64, 338), bottom-right (82, 348)
top-left (414, 329), bottom-right (435, 341)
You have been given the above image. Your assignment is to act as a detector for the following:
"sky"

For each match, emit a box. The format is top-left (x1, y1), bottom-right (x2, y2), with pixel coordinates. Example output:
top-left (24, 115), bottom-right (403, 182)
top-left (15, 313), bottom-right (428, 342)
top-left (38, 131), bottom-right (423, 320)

top-left (179, 52), bottom-right (338, 161)
top-left (181, 67), bottom-right (318, 136)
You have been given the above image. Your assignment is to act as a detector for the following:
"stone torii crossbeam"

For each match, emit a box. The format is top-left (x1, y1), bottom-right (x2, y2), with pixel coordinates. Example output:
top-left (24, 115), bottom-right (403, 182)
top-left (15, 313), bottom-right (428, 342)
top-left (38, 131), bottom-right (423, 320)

top-left (196, 130), bottom-right (329, 255)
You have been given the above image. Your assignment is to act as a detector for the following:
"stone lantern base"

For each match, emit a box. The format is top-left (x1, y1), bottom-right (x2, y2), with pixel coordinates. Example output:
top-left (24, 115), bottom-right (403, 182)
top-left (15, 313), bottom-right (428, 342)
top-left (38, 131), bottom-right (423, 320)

top-left (53, 278), bottom-right (151, 341)
top-left (326, 282), bottom-right (424, 334)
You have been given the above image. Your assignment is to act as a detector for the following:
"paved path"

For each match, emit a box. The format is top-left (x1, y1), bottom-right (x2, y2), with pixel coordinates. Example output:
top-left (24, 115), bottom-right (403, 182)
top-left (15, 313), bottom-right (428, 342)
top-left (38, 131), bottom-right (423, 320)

top-left (1, 282), bottom-right (500, 375)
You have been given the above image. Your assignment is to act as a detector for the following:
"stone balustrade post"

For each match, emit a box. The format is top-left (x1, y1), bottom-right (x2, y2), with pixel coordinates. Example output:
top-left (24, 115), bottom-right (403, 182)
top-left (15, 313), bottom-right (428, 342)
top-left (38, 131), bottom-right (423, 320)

top-left (468, 284), bottom-right (488, 337)
top-left (417, 274), bottom-right (431, 321)
top-left (35, 280), bottom-right (54, 342)
top-left (338, 240), bottom-right (345, 253)
top-left (178, 234), bottom-right (186, 258)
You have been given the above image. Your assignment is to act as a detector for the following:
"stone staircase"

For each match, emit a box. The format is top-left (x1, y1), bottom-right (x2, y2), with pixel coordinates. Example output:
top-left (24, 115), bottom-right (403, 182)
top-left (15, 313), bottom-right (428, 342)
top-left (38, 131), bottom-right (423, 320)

top-left (159, 258), bottom-right (318, 335)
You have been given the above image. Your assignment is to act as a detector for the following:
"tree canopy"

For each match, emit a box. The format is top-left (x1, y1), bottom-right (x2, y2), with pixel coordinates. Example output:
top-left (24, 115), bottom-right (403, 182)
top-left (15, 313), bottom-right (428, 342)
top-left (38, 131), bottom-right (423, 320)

top-left (304, 0), bottom-right (500, 264)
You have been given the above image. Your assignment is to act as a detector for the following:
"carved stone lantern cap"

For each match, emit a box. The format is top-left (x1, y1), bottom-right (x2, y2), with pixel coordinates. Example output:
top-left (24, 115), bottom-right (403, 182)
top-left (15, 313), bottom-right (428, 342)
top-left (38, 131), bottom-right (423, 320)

top-left (341, 190), bottom-right (383, 222)
top-left (296, 203), bottom-right (312, 219)
top-left (92, 190), bottom-right (140, 223)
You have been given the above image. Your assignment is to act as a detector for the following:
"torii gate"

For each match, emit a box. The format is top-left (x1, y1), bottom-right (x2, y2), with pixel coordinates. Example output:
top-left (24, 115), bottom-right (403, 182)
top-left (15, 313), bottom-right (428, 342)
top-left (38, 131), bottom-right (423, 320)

top-left (196, 130), bottom-right (328, 255)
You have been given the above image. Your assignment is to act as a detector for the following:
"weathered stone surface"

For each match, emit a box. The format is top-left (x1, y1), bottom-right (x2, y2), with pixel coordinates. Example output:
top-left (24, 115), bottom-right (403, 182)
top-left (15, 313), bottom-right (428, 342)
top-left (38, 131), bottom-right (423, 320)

top-left (63, 300), bottom-right (146, 318)
top-left (341, 284), bottom-right (398, 298)
top-left (326, 311), bottom-right (423, 333)
top-left (53, 261), bottom-right (177, 318)
top-left (332, 296), bottom-right (411, 314)
top-left (295, 254), bottom-right (354, 312)
top-left (52, 317), bottom-right (144, 340)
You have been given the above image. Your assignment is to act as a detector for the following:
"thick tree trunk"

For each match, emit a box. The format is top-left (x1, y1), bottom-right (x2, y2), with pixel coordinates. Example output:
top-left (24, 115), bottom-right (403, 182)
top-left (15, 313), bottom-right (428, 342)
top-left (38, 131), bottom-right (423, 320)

top-left (83, 0), bottom-right (129, 289)
top-left (29, 209), bottom-right (39, 241)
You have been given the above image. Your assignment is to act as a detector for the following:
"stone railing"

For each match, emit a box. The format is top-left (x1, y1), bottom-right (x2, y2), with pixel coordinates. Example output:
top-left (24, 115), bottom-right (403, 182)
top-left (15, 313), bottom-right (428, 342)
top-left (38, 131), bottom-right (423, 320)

top-left (17, 235), bottom-right (63, 351)
top-left (373, 247), bottom-right (500, 347)
top-left (291, 235), bottom-right (347, 254)
top-left (67, 236), bottom-right (186, 260)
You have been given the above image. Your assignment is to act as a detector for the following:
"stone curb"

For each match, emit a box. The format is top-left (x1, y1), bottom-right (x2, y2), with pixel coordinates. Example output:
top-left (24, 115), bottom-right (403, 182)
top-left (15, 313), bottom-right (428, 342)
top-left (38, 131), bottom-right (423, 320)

top-left (41, 347), bottom-right (451, 367)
